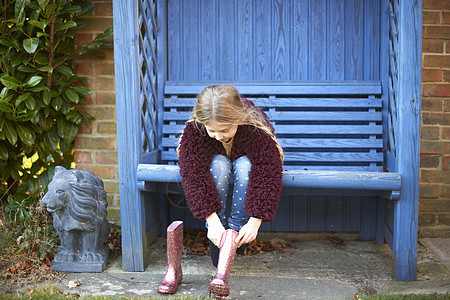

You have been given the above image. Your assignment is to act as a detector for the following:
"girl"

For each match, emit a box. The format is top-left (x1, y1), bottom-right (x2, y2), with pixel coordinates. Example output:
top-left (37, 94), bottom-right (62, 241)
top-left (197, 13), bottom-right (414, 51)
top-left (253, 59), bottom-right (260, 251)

top-left (158, 85), bottom-right (283, 298)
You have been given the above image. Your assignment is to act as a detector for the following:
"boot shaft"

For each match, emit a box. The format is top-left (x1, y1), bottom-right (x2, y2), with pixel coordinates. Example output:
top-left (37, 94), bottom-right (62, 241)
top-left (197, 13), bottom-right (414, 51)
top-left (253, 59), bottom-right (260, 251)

top-left (216, 229), bottom-right (239, 279)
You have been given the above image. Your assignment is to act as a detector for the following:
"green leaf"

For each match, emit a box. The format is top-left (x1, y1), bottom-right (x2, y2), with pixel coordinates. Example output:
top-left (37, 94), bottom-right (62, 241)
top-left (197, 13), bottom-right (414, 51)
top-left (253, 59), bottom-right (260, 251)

top-left (15, 92), bottom-right (30, 107)
top-left (64, 88), bottom-right (79, 103)
top-left (16, 124), bottom-right (35, 146)
top-left (25, 95), bottom-right (36, 110)
top-left (38, 65), bottom-right (53, 73)
top-left (1, 76), bottom-right (23, 90)
top-left (43, 130), bottom-right (58, 150)
top-left (11, 52), bottom-right (27, 67)
top-left (28, 20), bottom-right (45, 30)
top-left (0, 102), bottom-right (13, 113)
top-left (18, 110), bottom-right (38, 122)
top-left (3, 122), bottom-right (18, 146)
top-left (17, 64), bottom-right (36, 73)
top-left (54, 65), bottom-right (73, 76)
top-left (42, 90), bottom-right (51, 105)
top-left (72, 86), bottom-right (90, 95)
top-left (15, 0), bottom-right (29, 21)
top-left (0, 144), bottom-right (8, 160)
top-left (60, 5), bottom-right (82, 14)
top-left (25, 76), bottom-right (42, 87)
top-left (0, 37), bottom-right (19, 50)
top-left (23, 37), bottom-right (40, 54)
top-left (34, 52), bottom-right (49, 65)
top-left (0, 118), bottom-right (4, 130)
top-left (52, 97), bottom-right (62, 111)
top-left (65, 123), bottom-right (78, 142)
top-left (57, 118), bottom-right (68, 138)
top-left (0, 87), bottom-right (8, 99)
top-left (55, 21), bottom-right (77, 32)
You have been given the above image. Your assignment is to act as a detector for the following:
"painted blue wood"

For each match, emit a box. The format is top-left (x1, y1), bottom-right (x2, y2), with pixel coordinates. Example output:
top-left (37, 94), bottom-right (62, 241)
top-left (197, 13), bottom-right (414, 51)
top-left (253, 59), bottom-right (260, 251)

top-left (167, 0), bottom-right (381, 81)
top-left (391, 0), bottom-right (422, 281)
top-left (113, 0), bottom-right (147, 271)
top-left (164, 81), bottom-right (382, 95)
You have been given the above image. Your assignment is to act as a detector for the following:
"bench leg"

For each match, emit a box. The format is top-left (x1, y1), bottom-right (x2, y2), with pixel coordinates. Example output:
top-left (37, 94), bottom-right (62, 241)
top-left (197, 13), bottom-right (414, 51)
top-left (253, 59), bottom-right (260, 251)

top-left (120, 190), bottom-right (148, 271)
top-left (392, 194), bottom-right (418, 281)
top-left (376, 198), bottom-right (385, 244)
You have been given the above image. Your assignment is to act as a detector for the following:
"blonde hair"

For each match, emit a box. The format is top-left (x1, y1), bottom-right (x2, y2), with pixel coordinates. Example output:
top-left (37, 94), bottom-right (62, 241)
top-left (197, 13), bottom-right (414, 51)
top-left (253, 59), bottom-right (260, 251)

top-left (179, 85), bottom-right (284, 162)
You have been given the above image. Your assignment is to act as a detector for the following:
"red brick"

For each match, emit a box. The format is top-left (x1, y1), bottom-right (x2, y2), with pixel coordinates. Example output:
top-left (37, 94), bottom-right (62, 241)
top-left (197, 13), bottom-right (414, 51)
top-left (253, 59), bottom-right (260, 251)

top-left (423, 83), bottom-right (450, 97)
top-left (421, 140), bottom-right (450, 154)
top-left (82, 93), bottom-right (94, 105)
top-left (74, 151), bottom-right (93, 164)
top-left (444, 70), bottom-right (450, 82)
top-left (422, 69), bottom-right (443, 82)
top-left (419, 184), bottom-right (441, 198)
top-left (74, 33), bottom-right (94, 46)
top-left (96, 92), bottom-right (116, 105)
top-left (423, 11), bottom-right (441, 24)
top-left (94, 62), bottom-right (115, 76)
top-left (438, 213), bottom-right (450, 225)
top-left (421, 126), bottom-right (441, 139)
top-left (103, 179), bottom-right (120, 194)
top-left (77, 120), bottom-right (93, 134)
top-left (422, 39), bottom-right (444, 53)
top-left (422, 97), bottom-right (443, 111)
top-left (81, 17), bottom-right (113, 33)
top-left (421, 169), bottom-right (450, 184)
top-left (424, 0), bottom-right (450, 10)
top-left (88, 77), bottom-right (115, 91)
top-left (75, 136), bottom-right (115, 150)
top-left (97, 122), bottom-right (117, 134)
top-left (94, 1), bottom-right (113, 16)
top-left (75, 165), bottom-right (117, 179)
top-left (420, 155), bottom-right (440, 168)
top-left (445, 99), bottom-right (450, 112)
top-left (444, 12), bottom-right (450, 24)
top-left (443, 127), bottom-right (450, 139)
top-left (442, 185), bottom-right (450, 197)
top-left (422, 112), bottom-right (450, 125)
top-left (83, 106), bottom-right (115, 121)
top-left (96, 151), bottom-right (118, 164)
top-left (443, 156), bottom-right (450, 170)
top-left (423, 55), bottom-right (450, 68)
top-left (74, 62), bottom-right (93, 76)
top-left (418, 213), bottom-right (437, 226)
top-left (423, 25), bottom-right (450, 39)
top-left (420, 199), bottom-right (450, 212)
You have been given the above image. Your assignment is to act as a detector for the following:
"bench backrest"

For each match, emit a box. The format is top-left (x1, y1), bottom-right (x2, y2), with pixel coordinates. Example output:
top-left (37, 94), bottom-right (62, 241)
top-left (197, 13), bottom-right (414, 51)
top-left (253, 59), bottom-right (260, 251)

top-left (162, 81), bottom-right (383, 171)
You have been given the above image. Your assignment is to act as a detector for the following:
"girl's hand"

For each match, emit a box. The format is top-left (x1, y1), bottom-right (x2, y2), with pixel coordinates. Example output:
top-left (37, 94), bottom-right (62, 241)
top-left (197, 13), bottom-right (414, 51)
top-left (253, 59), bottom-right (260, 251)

top-left (236, 217), bottom-right (262, 248)
top-left (206, 213), bottom-right (226, 247)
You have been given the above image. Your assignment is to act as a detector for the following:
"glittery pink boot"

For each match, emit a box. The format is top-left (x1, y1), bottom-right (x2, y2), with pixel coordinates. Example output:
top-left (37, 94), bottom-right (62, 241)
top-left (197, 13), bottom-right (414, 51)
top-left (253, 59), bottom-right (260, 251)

top-left (157, 221), bottom-right (183, 294)
top-left (208, 229), bottom-right (239, 298)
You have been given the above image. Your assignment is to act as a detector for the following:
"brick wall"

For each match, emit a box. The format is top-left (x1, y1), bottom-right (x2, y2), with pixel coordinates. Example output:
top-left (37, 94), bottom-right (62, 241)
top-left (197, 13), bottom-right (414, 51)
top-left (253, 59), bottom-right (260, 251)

top-left (72, 1), bottom-right (450, 231)
top-left (420, 0), bottom-right (450, 234)
top-left (73, 0), bottom-right (119, 222)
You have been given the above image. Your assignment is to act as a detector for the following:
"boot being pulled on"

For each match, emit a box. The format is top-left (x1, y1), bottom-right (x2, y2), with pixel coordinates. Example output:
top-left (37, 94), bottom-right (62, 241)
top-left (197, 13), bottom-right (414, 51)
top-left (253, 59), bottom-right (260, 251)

top-left (208, 229), bottom-right (239, 298)
top-left (157, 221), bottom-right (183, 294)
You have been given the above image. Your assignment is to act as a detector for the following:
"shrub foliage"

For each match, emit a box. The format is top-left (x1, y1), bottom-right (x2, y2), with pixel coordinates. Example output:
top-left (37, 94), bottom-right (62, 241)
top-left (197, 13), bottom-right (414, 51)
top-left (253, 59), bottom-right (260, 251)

top-left (0, 0), bottom-right (111, 209)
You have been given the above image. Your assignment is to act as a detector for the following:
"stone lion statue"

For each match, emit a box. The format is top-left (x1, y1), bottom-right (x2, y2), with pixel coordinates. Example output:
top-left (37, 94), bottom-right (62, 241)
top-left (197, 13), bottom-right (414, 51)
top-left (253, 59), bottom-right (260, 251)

top-left (42, 166), bottom-right (110, 272)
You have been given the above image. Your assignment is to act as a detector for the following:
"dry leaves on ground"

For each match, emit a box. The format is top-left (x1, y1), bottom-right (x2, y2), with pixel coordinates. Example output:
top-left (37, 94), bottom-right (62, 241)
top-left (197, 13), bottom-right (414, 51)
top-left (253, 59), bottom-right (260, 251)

top-left (183, 228), bottom-right (296, 256)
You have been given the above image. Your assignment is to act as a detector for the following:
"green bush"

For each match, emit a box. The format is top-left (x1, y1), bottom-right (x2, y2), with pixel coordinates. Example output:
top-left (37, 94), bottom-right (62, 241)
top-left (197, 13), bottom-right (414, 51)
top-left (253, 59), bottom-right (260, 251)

top-left (0, 0), bottom-right (111, 211)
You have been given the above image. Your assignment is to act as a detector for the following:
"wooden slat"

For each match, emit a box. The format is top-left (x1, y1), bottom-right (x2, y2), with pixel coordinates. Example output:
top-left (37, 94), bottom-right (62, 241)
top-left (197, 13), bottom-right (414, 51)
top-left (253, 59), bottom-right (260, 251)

top-left (161, 151), bottom-right (382, 163)
top-left (162, 137), bottom-right (383, 149)
top-left (164, 97), bottom-right (382, 108)
top-left (137, 164), bottom-right (401, 191)
top-left (163, 124), bottom-right (383, 135)
top-left (163, 111), bottom-right (382, 122)
top-left (164, 81), bottom-right (382, 95)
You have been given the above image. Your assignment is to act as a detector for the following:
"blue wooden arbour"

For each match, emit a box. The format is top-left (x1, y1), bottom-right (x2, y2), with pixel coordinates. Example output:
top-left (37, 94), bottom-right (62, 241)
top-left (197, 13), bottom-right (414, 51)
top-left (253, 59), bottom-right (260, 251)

top-left (113, 0), bottom-right (422, 280)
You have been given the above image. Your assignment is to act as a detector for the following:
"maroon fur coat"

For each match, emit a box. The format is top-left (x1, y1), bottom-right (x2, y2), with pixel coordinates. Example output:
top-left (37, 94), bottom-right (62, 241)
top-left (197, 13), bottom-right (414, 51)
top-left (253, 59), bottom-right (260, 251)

top-left (178, 99), bottom-right (283, 222)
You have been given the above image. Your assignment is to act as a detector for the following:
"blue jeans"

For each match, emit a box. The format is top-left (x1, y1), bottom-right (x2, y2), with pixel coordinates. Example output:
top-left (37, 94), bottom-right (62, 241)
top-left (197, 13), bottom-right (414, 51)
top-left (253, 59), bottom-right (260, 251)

top-left (208, 155), bottom-right (252, 231)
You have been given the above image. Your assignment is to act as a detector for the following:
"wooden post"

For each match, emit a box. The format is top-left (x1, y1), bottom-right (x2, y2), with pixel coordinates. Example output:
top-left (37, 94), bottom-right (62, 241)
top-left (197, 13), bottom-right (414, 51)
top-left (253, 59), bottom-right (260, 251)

top-left (113, 0), bottom-right (147, 271)
top-left (392, 0), bottom-right (422, 281)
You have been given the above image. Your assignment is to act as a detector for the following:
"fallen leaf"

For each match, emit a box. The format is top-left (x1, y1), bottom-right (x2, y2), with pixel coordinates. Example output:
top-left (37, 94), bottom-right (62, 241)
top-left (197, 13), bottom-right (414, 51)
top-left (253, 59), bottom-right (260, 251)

top-left (328, 235), bottom-right (345, 247)
top-left (67, 279), bottom-right (81, 288)
top-left (354, 292), bottom-right (360, 300)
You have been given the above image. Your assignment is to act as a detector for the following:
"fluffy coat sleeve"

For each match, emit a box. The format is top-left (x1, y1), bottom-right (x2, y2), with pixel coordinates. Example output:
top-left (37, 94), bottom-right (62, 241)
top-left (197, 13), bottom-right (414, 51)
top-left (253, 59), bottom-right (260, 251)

top-left (178, 121), bottom-right (223, 219)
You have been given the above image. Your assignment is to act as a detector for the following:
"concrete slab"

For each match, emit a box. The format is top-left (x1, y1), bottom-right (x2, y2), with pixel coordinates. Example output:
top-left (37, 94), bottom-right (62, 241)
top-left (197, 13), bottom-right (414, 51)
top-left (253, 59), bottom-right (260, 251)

top-left (47, 232), bottom-right (450, 299)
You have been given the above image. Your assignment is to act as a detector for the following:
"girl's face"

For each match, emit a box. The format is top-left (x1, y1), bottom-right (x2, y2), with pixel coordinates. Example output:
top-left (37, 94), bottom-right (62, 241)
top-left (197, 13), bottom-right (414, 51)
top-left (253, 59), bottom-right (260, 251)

top-left (204, 121), bottom-right (238, 143)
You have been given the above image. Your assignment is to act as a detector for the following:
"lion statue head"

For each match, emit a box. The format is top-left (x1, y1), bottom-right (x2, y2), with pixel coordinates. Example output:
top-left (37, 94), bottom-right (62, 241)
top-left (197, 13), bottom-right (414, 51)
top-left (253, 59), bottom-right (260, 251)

top-left (42, 166), bottom-right (108, 232)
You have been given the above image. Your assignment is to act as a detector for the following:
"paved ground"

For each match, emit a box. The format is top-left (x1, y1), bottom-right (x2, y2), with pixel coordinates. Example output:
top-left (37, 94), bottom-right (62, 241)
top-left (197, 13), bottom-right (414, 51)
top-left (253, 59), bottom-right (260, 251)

top-left (46, 233), bottom-right (449, 299)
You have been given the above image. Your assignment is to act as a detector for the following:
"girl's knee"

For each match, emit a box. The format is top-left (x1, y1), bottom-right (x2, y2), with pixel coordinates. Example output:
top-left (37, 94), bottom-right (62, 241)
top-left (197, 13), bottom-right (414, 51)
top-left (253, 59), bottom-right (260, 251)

top-left (233, 155), bottom-right (251, 177)
top-left (211, 155), bottom-right (232, 183)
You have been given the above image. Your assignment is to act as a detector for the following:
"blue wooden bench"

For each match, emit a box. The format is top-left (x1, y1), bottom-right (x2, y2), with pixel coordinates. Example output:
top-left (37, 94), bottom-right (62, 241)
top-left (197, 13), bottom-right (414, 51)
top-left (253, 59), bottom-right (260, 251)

top-left (135, 80), bottom-right (407, 272)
